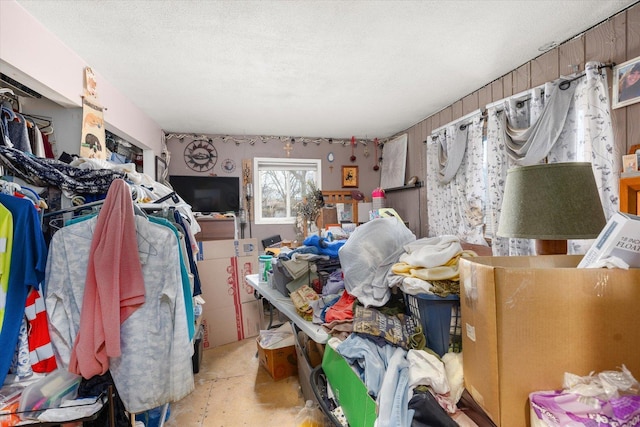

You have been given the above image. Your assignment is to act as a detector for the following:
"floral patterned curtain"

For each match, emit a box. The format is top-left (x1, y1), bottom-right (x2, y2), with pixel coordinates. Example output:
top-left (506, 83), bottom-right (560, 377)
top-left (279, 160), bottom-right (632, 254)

top-left (427, 112), bottom-right (486, 244)
top-left (485, 61), bottom-right (620, 256)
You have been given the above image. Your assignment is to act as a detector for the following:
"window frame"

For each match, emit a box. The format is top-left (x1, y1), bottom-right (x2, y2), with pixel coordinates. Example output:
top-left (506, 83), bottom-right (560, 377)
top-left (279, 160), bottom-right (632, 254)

top-left (253, 157), bottom-right (322, 225)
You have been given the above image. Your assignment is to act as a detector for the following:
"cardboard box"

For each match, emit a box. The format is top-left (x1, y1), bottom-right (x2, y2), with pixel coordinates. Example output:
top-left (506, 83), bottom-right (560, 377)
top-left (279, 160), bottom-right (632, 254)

top-left (459, 255), bottom-right (640, 427)
top-left (322, 345), bottom-right (377, 427)
top-left (293, 323), bottom-right (324, 404)
top-left (200, 299), bottom-right (263, 349)
top-left (197, 238), bottom-right (258, 261)
top-left (257, 335), bottom-right (298, 381)
top-left (577, 212), bottom-right (640, 268)
top-left (197, 238), bottom-right (260, 349)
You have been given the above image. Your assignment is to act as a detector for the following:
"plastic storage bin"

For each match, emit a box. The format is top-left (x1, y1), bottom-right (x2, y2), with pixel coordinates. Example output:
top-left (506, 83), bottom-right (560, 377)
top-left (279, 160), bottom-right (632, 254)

top-left (404, 293), bottom-right (461, 357)
top-left (309, 366), bottom-right (348, 427)
top-left (19, 369), bottom-right (81, 418)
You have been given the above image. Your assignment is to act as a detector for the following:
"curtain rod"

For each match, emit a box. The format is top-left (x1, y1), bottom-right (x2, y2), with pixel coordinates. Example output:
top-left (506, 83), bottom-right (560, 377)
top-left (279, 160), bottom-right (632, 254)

top-left (485, 62), bottom-right (615, 112)
top-left (430, 109), bottom-right (483, 138)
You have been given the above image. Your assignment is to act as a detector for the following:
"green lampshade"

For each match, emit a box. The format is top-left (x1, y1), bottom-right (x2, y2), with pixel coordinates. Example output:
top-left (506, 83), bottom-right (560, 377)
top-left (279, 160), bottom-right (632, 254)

top-left (497, 162), bottom-right (606, 240)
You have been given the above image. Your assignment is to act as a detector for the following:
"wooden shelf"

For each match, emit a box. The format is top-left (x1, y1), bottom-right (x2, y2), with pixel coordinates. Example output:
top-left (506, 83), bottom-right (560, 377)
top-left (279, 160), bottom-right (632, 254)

top-left (620, 175), bottom-right (640, 215)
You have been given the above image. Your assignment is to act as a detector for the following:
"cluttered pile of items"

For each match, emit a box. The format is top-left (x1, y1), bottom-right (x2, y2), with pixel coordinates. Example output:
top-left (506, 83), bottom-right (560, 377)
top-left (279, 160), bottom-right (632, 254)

top-left (257, 214), bottom-right (496, 426)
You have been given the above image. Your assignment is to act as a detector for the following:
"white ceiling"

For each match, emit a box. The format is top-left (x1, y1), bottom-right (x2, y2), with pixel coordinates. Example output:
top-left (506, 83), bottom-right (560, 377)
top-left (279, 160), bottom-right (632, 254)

top-left (16, 0), bottom-right (636, 139)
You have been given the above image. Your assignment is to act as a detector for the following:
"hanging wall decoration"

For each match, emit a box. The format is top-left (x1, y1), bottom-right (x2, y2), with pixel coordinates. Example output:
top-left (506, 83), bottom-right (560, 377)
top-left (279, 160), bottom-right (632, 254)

top-left (373, 138), bottom-right (380, 171)
top-left (221, 158), bottom-right (236, 173)
top-left (379, 133), bottom-right (407, 189)
top-left (342, 165), bottom-right (359, 188)
top-left (612, 56), bottom-right (640, 109)
top-left (350, 136), bottom-right (357, 162)
top-left (80, 67), bottom-right (107, 160)
top-left (184, 139), bottom-right (217, 172)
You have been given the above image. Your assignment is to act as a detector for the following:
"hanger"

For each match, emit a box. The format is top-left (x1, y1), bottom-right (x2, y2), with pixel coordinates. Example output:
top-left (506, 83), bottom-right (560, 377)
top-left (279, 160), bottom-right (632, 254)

top-left (0, 179), bottom-right (21, 195)
top-left (22, 113), bottom-right (52, 130)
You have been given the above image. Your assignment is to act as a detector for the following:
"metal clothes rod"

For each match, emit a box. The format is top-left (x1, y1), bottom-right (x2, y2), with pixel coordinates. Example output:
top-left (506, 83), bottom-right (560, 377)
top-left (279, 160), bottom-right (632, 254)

top-left (42, 199), bottom-right (105, 218)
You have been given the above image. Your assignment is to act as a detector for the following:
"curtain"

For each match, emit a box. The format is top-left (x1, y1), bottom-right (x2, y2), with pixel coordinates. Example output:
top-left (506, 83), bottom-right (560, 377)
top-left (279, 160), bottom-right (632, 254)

top-left (485, 61), bottom-right (619, 256)
top-left (427, 112), bottom-right (486, 244)
top-left (547, 62), bottom-right (621, 253)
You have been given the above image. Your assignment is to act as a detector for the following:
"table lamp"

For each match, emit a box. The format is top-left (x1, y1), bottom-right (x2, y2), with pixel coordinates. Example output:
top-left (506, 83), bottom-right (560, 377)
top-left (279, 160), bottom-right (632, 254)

top-left (497, 162), bottom-right (606, 255)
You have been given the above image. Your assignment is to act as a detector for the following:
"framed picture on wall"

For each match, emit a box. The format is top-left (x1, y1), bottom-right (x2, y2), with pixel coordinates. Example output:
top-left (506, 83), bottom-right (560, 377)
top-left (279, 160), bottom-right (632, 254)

top-left (155, 156), bottom-right (167, 182)
top-left (342, 165), bottom-right (358, 188)
top-left (613, 56), bottom-right (640, 109)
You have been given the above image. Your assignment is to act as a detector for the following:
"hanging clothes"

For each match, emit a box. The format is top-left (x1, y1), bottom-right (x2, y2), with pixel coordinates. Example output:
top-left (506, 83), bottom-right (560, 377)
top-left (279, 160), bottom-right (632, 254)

top-left (0, 202), bottom-right (13, 332)
top-left (69, 179), bottom-right (146, 379)
top-left (0, 193), bottom-right (48, 386)
top-left (46, 181), bottom-right (195, 413)
top-left (172, 209), bottom-right (202, 297)
top-left (147, 214), bottom-right (195, 340)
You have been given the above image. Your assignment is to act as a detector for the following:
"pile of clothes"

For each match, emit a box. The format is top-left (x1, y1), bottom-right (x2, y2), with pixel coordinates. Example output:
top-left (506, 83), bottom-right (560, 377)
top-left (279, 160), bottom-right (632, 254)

top-left (295, 217), bottom-right (488, 426)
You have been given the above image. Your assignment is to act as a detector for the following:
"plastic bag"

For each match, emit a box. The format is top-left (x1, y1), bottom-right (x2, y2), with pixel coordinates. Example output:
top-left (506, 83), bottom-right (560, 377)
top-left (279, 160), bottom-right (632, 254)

top-left (295, 400), bottom-right (323, 427)
top-left (339, 217), bottom-right (416, 307)
top-left (530, 365), bottom-right (640, 426)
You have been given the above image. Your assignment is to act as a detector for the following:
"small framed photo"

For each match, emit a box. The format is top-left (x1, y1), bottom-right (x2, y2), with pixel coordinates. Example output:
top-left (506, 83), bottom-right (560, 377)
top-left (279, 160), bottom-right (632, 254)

top-left (623, 154), bottom-right (638, 173)
top-left (155, 156), bottom-right (167, 182)
top-left (613, 56), bottom-right (640, 109)
top-left (342, 165), bottom-right (358, 188)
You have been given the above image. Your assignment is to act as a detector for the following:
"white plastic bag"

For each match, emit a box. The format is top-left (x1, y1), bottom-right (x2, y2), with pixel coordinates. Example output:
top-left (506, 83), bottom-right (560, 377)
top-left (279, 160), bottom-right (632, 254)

top-left (338, 217), bottom-right (415, 307)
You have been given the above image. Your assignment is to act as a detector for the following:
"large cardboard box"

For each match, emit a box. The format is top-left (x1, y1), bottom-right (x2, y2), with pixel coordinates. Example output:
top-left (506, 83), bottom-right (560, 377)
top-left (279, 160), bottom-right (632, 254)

top-left (201, 299), bottom-right (263, 349)
top-left (197, 238), bottom-right (258, 261)
top-left (196, 238), bottom-right (260, 349)
top-left (459, 255), bottom-right (640, 427)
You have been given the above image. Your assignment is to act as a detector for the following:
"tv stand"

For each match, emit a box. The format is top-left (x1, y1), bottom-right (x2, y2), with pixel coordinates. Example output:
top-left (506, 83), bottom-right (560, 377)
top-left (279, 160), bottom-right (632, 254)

top-left (195, 217), bottom-right (236, 241)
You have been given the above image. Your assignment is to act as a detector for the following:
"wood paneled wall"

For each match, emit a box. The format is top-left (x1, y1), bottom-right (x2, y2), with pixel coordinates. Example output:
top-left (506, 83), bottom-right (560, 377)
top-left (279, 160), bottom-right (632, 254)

top-left (391, 3), bottom-right (640, 238)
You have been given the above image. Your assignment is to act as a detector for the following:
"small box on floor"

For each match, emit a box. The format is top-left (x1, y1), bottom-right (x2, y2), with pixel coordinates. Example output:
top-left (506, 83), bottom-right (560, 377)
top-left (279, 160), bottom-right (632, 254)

top-left (256, 325), bottom-right (298, 381)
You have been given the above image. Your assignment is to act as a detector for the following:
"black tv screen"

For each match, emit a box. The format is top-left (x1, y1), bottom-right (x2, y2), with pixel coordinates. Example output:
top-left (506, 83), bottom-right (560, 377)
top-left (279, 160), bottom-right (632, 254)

top-left (169, 175), bottom-right (240, 214)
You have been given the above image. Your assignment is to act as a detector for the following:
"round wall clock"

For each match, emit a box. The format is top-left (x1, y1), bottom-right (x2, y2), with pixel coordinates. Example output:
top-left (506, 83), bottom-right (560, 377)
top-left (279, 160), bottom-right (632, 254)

top-left (184, 139), bottom-right (218, 172)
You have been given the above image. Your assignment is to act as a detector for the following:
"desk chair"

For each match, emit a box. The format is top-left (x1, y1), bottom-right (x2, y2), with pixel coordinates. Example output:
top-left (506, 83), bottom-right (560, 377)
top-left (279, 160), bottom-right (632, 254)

top-left (261, 234), bottom-right (282, 249)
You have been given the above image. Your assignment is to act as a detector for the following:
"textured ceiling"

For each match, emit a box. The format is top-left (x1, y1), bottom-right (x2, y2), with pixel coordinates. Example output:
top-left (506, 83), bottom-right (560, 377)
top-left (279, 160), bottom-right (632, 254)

top-left (16, 0), bottom-right (636, 139)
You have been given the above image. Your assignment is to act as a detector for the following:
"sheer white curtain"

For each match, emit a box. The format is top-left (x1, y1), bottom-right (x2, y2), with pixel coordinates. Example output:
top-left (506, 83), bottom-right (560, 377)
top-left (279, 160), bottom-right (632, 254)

top-left (548, 62), bottom-right (621, 253)
top-left (427, 112), bottom-right (486, 244)
top-left (485, 62), bottom-right (619, 256)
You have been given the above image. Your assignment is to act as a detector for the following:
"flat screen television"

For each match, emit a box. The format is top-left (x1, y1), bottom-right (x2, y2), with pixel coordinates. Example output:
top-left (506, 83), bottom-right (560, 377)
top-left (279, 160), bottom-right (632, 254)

top-left (169, 175), bottom-right (240, 214)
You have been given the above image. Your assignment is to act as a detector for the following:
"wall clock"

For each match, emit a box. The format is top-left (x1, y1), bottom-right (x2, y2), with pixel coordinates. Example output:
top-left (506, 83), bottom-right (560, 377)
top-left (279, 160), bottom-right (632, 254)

top-left (184, 139), bottom-right (218, 172)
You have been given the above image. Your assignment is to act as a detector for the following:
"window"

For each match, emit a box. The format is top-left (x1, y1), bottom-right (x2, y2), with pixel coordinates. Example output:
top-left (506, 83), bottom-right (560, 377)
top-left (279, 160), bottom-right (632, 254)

top-left (253, 157), bottom-right (322, 225)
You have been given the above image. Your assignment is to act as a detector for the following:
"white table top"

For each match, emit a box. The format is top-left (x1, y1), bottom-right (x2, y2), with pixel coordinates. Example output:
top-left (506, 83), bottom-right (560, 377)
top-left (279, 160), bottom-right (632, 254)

top-left (245, 274), bottom-right (329, 343)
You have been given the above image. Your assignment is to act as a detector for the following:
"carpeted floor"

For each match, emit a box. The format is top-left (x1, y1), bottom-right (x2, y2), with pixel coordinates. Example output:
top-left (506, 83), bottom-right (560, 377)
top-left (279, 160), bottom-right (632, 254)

top-left (163, 336), bottom-right (305, 427)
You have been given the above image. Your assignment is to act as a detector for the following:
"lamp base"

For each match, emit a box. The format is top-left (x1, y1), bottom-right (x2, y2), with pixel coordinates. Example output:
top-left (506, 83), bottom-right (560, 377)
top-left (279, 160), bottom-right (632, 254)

top-left (535, 239), bottom-right (567, 255)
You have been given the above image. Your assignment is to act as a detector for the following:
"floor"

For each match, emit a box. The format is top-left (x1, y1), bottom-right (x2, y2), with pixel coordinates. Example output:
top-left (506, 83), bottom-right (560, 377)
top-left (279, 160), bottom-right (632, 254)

top-left (164, 334), bottom-right (305, 427)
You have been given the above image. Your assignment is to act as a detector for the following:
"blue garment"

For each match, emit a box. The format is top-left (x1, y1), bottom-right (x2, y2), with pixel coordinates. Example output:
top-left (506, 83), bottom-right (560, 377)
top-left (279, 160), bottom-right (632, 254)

top-left (337, 334), bottom-right (412, 427)
top-left (302, 235), bottom-right (345, 258)
top-left (0, 194), bottom-right (47, 385)
top-left (173, 210), bottom-right (202, 297)
top-left (148, 216), bottom-right (195, 341)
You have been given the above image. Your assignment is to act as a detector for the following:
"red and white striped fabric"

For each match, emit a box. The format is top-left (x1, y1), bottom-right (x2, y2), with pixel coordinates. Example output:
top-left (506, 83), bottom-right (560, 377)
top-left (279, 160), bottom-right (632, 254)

top-left (24, 288), bottom-right (57, 373)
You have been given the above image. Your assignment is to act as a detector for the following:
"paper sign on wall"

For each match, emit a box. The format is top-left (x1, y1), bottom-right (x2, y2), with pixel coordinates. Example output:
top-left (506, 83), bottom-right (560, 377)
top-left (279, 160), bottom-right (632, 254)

top-left (80, 67), bottom-right (106, 160)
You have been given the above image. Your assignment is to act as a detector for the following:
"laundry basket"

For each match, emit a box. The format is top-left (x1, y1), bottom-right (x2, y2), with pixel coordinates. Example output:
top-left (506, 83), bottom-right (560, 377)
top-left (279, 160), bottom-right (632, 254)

top-left (404, 293), bottom-right (461, 357)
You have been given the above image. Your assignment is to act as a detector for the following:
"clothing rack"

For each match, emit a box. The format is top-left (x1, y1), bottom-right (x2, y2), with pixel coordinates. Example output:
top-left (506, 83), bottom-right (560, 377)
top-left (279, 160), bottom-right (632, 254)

top-left (42, 199), bottom-right (105, 219)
